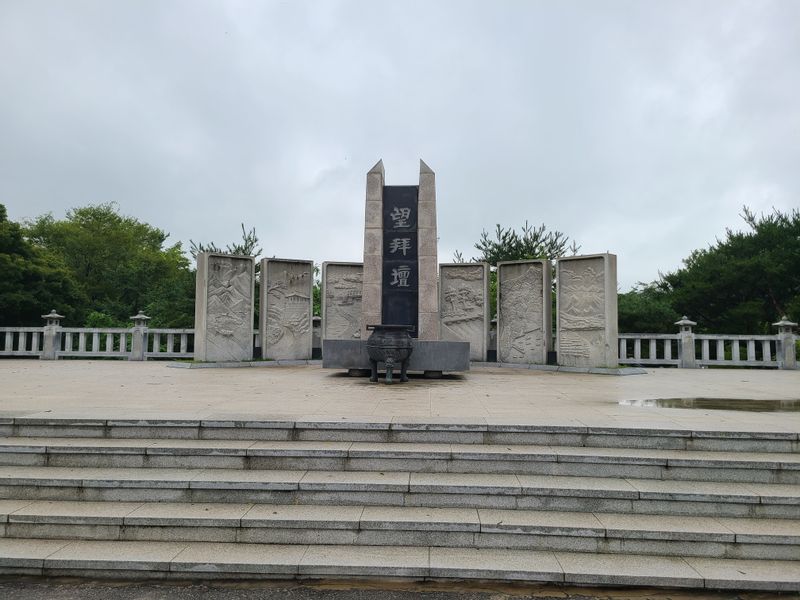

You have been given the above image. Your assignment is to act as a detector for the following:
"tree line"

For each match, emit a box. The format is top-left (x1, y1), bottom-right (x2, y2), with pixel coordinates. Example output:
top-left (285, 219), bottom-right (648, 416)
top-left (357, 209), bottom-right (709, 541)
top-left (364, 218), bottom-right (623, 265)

top-left (1, 202), bottom-right (797, 333)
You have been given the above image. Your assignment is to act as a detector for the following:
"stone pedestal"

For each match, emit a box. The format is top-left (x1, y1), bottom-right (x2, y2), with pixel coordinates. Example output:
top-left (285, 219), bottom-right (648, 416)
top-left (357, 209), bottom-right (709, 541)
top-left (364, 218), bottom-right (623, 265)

top-left (556, 253), bottom-right (617, 368)
top-left (440, 263), bottom-right (490, 361)
top-left (497, 260), bottom-right (552, 364)
top-left (260, 258), bottom-right (313, 360)
top-left (194, 253), bottom-right (255, 362)
top-left (321, 262), bottom-right (363, 341)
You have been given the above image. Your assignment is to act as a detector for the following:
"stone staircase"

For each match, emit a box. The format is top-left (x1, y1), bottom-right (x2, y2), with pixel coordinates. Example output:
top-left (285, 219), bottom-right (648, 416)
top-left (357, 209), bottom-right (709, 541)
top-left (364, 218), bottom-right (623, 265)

top-left (0, 417), bottom-right (798, 591)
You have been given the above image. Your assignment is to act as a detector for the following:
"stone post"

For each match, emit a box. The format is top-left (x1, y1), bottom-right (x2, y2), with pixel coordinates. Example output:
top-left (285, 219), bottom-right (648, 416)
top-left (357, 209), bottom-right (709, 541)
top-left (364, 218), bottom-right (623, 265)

top-left (675, 316), bottom-right (697, 369)
top-left (129, 311), bottom-right (151, 361)
top-left (40, 309), bottom-right (64, 360)
top-left (360, 160), bottom-right (385, 340)
top-left (773, 316), bottom-right (798, 370)
top-left (417, 160), bottom-right (440, 340)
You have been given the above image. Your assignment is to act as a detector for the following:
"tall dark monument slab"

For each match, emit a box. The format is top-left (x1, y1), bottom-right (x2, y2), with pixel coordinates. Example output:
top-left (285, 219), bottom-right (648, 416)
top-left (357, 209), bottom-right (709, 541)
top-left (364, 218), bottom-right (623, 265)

top-left (381, 185), bottom-right (419, 333)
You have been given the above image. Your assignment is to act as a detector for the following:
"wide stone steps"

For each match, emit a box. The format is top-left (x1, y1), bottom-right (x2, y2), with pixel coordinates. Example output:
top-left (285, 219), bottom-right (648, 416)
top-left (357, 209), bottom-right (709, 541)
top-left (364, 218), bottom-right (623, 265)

top-left (2, 418), bottom-right (798, 452)
top-left (0, 500), bottom-right (797, 561)
top-left (0, 466), bottom-right (797, 518)
top-left (0, 538), bottom-right (798, 591)
top-left (0, 419), bottom-right (798, 591)
top-left (1, 437), bottom-right (797, 483)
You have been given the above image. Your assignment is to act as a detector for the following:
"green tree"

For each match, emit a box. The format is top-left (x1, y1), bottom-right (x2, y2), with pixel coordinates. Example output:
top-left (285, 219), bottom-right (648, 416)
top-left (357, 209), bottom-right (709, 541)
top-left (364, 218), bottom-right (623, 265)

top-left (0, 204), bottom-right (86, 325)
top-left (623, 207), bottom-right (800, 334)
top-left (617, 283), bottom-right (679, 333)
top-left (189, 224), bottom-right (262, 259)
top-left (455, 221), bottom-right (580, 264)
top-left (24, 203), bottom-right (192, 327)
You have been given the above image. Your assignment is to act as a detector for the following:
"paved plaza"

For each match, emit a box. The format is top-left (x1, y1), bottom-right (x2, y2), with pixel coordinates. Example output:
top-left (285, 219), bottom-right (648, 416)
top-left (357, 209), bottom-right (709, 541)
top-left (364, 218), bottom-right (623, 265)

top-left (1, 360), bottom-right (798, 433)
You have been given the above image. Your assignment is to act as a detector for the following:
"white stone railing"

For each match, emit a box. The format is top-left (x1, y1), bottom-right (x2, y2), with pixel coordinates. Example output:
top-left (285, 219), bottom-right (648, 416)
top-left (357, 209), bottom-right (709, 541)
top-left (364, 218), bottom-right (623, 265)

top-left (3, 311), bottom-right (796, 368)
top-left (618, 316), bottom-right (797, 370)
top-left (0, 327), bottom-right (43, 357)
top-left (1, 311), bottom-right (320, 361)
top-left (618, 334), bottom-right (680, 366)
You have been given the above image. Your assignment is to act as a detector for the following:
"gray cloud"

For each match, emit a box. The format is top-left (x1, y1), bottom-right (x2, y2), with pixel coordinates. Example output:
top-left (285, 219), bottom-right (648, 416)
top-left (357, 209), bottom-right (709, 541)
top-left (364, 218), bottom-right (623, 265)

top-left (1, 0), bottom-right (798, 289)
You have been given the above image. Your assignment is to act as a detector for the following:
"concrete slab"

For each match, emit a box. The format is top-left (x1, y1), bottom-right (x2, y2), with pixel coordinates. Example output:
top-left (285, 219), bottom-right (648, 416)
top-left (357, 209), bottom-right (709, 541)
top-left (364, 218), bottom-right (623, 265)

top-left (298, 544), bottom-right (429, 577)
top-left (0, 538), bottom-right (71, 567)
top-left (409, 473), bottom-right (521, 495)
top-left (241, 504), bottom-right (363, 529)
top-left (299, 471), bottom-right (409, 492)
top-left (124, 502), bottom-right (252, 526)
top-left (360, 506), bottom-right (480, 532)
top-left (686, 556), bottom-right (800, 591)
top-left (429, 547), bottom-right (562, 581)
top-left (716, 516), bottom-right (800, 544)
top-left (478, 509), bottom-right (604, 536)
top-left (0, 361), bottom-right (797, 434)
top-left (45, 540), bottom-right (187, 571)
top-left (555, 551), bottom-right (703, 587)
top-left (516, 475), bottom-right (639, 498)
top-left (9, 500), bottom-right (143, 524)
top-left (594, 513), bottom-right (735, 541)
top-left (171, 542), bottom-right (304, 575)
top-left (189, 469), bottom-right (306, 490)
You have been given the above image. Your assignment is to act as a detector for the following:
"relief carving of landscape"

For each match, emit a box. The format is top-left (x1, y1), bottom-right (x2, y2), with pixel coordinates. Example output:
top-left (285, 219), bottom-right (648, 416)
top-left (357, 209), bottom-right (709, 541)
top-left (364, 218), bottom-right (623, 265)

top-left (441, 265), bottom-right (485, 360)
top-left (206, 256), bottom-right (253, 361)
top-left (324, 265), bottom-right (363, 340)
top-left (265, 262), bottom-right (312, 359)
top-left (498, 263), bottom-right (545, 363)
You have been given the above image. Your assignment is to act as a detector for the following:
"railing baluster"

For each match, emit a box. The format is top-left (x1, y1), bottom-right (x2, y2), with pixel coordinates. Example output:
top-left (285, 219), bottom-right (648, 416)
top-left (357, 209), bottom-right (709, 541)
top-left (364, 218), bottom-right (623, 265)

top-left (105, 334), bottom-right (113, 352)
top-left (153, 332), bottom-right (161, 354)
top-left (180, 334), bottom-right (188, 354)
top-left (648, 339), bottom-right (656, 360)
top-left (31, 332), bottom-right (40, 353)
top-left (664, 340), bottom-right (672, 360)
top-left (633, 339), bottom-right (641, 360)
top-left (619, 339), bottom-right (626, 359)
top-left (3, 331), bottom-right (11, 351)
top-left (732, 340), bottom-right (740, 362)
top-left (93, 332), bottom-right (100, 352)
top-left (78, 332), bottom-right (86, 353)
top-left (747, 339), bottom-right (756, 362)
top-left (762, 340), bottom-right (771, 362)
top-left (716, 340), bottom-right (724, 361)
top-left (167, 333), bottom-right (174, 353)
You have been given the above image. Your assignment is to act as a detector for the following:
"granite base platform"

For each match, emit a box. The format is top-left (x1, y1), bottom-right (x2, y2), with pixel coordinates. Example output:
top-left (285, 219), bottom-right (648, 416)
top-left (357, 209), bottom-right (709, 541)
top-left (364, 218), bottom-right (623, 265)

top-left (322, 339), bottom-right (470, 374)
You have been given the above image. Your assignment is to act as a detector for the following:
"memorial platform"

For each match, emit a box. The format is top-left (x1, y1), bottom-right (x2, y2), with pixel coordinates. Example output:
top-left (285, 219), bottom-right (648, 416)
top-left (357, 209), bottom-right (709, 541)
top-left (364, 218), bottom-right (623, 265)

top-left (0, 360), bottom-right (798, 592)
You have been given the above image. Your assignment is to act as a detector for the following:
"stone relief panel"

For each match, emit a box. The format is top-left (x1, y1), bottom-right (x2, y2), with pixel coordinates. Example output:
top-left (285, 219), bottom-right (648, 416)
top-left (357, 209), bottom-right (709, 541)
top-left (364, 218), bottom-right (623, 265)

top-left (201, 255), bottom-right (254, 362)
top-left (323, 263), bottom-right (363, 340)
top-left (440, 264), bottom-right (488, 361)
top-left (263, 259), bottom-right (313, 360)
top-left (557, 255), bottom-right (615, 368)
top-left (498, 261), bottom-right (550, 364)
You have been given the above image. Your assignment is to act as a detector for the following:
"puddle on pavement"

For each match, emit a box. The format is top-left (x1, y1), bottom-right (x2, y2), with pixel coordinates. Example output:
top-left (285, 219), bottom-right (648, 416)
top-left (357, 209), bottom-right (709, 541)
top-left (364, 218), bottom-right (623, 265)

top-left (620, 397), bottom-right (800, 412)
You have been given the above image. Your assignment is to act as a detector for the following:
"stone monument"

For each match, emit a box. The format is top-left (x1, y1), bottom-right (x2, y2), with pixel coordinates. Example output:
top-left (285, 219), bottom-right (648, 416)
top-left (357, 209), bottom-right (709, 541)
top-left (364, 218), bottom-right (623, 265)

top-left (497, 259), bottom-right (552, 364)
top-left (323, 160), bottom-right (469, 375)
top-left (194, 252), bottom-right (255, 362)
top-left (556, 253), bottom-right (618, 368)
top-left (439, 263), bottom-right (489, 361)
top-left (260, 258), bottom-right (313, 360)
top-left (321, 262), bottom-right (363, 341)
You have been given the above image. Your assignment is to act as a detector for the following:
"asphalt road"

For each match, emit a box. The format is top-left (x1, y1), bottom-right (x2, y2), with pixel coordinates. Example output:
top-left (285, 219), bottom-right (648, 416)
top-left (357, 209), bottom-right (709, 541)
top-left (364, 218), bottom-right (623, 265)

top-left (0, 579), bottom-right (771, 600)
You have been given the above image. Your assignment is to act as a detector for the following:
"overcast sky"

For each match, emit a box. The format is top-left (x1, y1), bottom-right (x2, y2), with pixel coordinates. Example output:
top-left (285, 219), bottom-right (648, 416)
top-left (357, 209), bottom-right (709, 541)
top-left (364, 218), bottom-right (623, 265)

top-left (2, 0), bottom-right (798, 290)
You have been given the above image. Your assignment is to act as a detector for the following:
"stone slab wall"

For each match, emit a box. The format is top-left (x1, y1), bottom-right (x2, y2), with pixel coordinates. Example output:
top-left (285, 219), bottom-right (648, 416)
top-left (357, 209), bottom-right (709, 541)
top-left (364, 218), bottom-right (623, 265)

top-left (556, 253), bottom-right (618, 368)
top-left (260, 258), bottom-right (314, 360)
top-left (497, 259), bottom-right (552, 364)
top-left (439, 263), bottom-right (489, 361)
top-left (322, 262), bottom-right (363, 341)
top-left (194, 253), bottom-right (255, 362)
